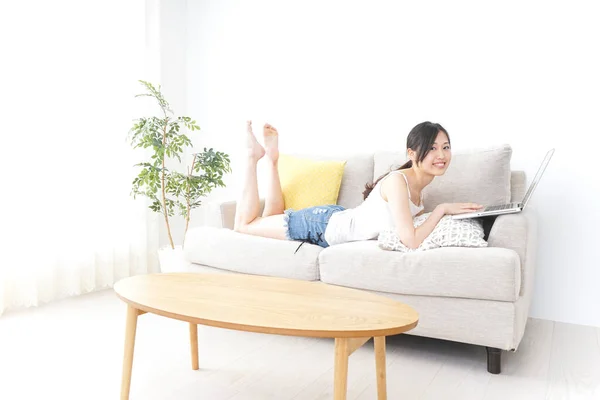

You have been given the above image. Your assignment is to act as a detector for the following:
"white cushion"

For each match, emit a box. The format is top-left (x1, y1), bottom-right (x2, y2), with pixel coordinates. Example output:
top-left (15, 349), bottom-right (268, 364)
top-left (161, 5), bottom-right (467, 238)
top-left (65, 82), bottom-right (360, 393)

top-left (319, 241), bottom-right (521, 302)
top-left (378, 212), bottom-right (488, 252)
top-left (183, 227), bottom-right (322, 281)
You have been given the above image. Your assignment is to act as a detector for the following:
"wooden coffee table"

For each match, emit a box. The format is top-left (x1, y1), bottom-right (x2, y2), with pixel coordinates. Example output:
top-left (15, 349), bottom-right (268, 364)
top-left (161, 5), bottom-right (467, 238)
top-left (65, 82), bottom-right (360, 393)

top-left (114, 273), bottom-right (418, 400)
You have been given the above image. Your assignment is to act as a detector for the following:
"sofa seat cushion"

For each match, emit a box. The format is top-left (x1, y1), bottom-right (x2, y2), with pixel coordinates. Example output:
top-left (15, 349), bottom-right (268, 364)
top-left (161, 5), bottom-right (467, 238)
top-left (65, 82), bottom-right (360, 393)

top-left (184, 227), bottom-right (322, 281)
top-left (318, 240), bottom-right (521, 302)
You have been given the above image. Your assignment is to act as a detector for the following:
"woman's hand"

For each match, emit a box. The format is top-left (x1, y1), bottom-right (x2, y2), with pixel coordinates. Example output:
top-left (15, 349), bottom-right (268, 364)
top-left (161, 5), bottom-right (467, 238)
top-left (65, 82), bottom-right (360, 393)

top-left (437, 203), bottom-right (484, 215)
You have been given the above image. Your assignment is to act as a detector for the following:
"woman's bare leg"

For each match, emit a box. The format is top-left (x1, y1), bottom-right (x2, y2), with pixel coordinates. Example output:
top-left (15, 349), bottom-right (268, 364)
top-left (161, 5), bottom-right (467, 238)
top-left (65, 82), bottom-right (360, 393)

top-left (237, 214), bottom-right (288, 240)
top-left (262, 123), bottom-right (285, 217)
top-left (233, 121), bottom-right (288, 241)
top-left (234, 121), bottom-right (265, 230)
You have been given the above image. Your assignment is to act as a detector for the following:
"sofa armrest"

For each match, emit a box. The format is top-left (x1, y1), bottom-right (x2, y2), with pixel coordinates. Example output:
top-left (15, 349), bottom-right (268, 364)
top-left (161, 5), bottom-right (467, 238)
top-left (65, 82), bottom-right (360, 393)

top-left (204, 199), bottom-right (266, 229)
top-left (487, 209), bottom-right (537, 297)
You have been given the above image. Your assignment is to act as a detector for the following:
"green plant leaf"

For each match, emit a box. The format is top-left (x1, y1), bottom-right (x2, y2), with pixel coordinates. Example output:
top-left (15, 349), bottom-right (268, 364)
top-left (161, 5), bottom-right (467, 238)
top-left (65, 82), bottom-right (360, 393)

top-left (128, 80), bottom-right (233, 242)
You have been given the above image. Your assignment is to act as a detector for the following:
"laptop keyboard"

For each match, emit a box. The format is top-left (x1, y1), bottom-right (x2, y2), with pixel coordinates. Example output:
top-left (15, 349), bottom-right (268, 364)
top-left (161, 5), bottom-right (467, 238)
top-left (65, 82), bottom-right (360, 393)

top-left (485, 204), bottom-right (514, 212)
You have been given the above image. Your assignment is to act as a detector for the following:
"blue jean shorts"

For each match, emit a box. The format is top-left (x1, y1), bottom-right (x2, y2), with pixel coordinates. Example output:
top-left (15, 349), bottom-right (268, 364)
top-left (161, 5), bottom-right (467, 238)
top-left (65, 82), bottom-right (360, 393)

top-left (283, 205), bottom-right (346, 248)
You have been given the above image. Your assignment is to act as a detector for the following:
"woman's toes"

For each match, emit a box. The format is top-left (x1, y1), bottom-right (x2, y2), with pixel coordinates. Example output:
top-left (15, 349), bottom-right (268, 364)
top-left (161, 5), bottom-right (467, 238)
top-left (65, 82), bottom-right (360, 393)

top-left (263, 123), bottom-right (278, 136)
top-left (263, 123), bottom-right (279, 161)
top-left (246, 121), bottom-right (265, 160)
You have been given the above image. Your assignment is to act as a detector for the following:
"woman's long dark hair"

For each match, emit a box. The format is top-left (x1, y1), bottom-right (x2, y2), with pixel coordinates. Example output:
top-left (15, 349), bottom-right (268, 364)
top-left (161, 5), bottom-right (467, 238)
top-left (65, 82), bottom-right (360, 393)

top-left (362, 121), bottom-right (450, 200)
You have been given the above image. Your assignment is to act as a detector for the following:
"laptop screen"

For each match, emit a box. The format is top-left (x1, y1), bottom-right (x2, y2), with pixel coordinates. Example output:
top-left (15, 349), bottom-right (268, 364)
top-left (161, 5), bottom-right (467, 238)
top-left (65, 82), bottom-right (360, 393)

top-left (522, 149), bottom-right (555, 207)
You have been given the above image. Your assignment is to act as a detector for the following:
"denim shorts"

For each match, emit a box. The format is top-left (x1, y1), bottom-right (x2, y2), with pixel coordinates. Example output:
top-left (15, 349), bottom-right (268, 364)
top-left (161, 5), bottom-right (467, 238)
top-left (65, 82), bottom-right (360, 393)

top-left (283, 205), bottom-right (346, 248)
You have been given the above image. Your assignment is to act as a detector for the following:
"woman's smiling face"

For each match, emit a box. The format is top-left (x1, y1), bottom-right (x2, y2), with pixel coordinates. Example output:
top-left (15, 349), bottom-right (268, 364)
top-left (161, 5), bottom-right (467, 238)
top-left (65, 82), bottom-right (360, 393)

top-left (413, 131), bottom-right (451, 176)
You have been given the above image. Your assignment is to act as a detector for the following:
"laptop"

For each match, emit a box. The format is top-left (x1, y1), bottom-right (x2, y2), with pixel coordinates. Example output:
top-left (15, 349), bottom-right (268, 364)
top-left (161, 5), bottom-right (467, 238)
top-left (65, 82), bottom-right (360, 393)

top-left (452, 148), bottom-right (555, 220)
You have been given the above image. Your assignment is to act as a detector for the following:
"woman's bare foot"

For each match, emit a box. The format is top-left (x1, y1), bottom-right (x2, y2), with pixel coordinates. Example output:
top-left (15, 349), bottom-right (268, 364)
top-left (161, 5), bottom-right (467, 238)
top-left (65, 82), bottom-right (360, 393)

top-left (263, 123), bottom-right (279, 162)
top-left (246, 121), bottom-right (265, 161)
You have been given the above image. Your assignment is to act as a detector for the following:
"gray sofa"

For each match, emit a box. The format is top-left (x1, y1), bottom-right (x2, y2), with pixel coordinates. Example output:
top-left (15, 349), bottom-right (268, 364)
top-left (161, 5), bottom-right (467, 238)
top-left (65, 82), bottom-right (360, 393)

top-left (183, 144), bottom-right (537, 374)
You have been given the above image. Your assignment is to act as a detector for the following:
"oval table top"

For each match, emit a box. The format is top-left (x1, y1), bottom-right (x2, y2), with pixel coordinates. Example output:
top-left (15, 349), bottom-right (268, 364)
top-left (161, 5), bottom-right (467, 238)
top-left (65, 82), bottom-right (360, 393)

top-left (114, 273), bottom-right (419, 338)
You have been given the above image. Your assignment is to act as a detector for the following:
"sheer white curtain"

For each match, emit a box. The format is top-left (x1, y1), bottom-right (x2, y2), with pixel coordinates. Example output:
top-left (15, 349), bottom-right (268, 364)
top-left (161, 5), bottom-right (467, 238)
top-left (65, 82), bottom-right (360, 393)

top-left (0, 1), bottom-right (160, 315)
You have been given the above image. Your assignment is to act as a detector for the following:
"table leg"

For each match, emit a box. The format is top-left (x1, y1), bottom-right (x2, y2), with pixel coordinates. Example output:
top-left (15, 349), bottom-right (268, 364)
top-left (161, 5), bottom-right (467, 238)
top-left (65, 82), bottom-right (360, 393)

top-left (189, 323), bottom-right (199, 370)
top-left (120, 305), bottom-right (139, 400)
top-left (374, 336), bottom-right (387, 400)
top-left (334, 338), bottom-right (349, 400)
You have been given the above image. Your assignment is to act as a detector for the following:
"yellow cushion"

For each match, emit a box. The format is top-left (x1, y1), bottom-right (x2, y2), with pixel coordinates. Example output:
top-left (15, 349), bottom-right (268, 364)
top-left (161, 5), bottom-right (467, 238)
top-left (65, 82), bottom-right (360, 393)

top-left (278, 154), bottom-right (347, 210)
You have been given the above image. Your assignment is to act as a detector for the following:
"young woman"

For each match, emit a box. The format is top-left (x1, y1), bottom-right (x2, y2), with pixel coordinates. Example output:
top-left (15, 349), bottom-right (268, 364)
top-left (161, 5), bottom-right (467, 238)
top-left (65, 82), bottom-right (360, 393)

top-left (234, 121), bottom-right (483, 249)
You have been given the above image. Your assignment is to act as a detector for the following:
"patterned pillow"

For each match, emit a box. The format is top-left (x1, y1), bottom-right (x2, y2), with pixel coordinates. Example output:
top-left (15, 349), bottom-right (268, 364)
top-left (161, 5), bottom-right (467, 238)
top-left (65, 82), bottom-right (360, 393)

top-left (378, 212), bottom-right (488, 252)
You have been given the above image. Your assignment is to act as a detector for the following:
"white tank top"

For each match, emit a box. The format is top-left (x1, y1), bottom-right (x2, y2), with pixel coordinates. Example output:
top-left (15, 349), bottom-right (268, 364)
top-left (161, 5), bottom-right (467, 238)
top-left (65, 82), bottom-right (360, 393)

top-left (324, 171), bottom-right (424, 246)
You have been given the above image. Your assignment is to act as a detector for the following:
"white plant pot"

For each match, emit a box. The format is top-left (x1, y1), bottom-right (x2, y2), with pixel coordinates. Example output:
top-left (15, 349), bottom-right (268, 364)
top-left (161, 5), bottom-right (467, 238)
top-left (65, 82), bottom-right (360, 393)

top-left (157, 245), bottom-right (192, 273)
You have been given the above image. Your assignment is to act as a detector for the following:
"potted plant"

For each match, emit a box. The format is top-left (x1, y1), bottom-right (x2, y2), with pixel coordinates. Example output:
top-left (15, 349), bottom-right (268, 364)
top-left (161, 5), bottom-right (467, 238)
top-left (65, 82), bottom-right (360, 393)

top-left (128, 80), bottom-right (231, 272)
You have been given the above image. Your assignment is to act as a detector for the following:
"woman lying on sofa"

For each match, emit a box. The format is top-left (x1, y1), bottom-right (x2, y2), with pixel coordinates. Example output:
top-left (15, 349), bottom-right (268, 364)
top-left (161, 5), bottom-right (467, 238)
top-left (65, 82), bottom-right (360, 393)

top-left (233, 121), bottom-right (483, 250)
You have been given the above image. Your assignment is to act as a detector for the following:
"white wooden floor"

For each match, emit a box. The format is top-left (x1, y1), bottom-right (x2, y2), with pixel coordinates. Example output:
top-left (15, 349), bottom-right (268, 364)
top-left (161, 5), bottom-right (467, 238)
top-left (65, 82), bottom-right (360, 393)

top-left (1, 289), bottom-right (599, 400)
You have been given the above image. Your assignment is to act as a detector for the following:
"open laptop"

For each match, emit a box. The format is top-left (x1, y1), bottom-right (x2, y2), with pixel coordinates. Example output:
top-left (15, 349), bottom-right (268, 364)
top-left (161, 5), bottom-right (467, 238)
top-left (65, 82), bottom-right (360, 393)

top-left (452, 148), bottom-right (555, 220)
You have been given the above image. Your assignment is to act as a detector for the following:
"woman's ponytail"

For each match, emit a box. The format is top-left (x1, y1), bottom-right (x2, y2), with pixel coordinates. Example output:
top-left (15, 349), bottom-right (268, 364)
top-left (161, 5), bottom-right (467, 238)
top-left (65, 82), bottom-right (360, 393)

top-left (362, 160), bottom-right (413, 200)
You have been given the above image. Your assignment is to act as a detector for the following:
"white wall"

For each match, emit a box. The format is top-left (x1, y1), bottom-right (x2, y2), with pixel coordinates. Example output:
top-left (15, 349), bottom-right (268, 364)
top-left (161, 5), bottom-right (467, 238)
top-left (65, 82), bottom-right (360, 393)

top-left (178, 0), bottom-right (600, 326)
top-left (154, 0), bottom-right (189, 247)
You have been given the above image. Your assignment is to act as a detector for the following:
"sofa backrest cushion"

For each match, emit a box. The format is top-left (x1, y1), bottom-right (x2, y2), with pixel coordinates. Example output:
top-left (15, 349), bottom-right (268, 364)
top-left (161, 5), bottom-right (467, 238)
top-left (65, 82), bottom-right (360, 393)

top-left (374, 144), bottom-right (513, 212)
top-left (510, 171), bottom-right (526, 202)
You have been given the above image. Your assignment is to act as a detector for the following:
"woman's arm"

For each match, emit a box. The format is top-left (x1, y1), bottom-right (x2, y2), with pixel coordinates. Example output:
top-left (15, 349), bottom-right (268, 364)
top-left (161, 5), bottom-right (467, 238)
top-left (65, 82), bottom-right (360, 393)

top-left (383, 174), bottom-right (442, 249)
top-left (383, 175), bottom-right (482, 249)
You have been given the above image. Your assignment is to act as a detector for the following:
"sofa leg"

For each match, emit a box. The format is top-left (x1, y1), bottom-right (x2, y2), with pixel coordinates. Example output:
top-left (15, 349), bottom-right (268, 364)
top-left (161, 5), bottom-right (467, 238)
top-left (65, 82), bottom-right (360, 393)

top-left (486, 347), bottom-right (502, 374)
